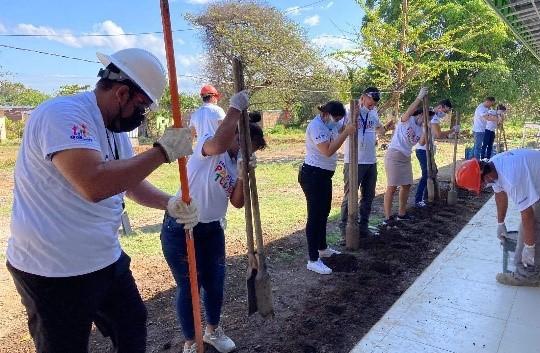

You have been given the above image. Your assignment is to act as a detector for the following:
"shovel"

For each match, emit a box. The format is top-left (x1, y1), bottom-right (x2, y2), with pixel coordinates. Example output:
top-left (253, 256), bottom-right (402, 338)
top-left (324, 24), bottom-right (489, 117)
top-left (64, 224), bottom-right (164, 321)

top-left (345, 100), bottom-right (359, 250)
top-left (447, 111), bottom-right (461, 205)
top-left (233, 57), bottom-right (274, 318)
top-left (422, 95), bottom-right (435, 202)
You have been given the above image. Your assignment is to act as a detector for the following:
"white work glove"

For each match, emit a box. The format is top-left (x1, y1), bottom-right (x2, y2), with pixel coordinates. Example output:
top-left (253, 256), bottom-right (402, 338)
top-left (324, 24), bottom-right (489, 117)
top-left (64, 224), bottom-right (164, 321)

top-left (522, 244), bottom-right (536, 268)
top-left (237, 153), bottom-right (257, 180)
top-left (416, 87), bottom-right (428, 101)
top-left (452, 125), bottom-right (461, 133)
top-left (229, 90), bottom-right (250, 111)
top-left (167, 196), bottom-right (199, 229)
top-left (497, 222), bottom-right (508, 243)
top-left (155, 127), bottom-right (193, 163)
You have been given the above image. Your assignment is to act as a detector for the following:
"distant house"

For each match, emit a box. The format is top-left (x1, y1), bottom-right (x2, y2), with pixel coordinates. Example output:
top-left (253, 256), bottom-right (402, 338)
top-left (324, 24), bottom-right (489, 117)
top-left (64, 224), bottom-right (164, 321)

top-left (0, 106), bottom-right (34, 121)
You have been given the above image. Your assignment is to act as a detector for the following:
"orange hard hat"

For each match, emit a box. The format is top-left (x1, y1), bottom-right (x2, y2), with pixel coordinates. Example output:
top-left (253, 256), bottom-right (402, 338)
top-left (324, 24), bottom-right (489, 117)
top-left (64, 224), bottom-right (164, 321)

top-left (455, 158), bottom-right (481, 195)
top-left (200, 84), bottom-right (220, 98)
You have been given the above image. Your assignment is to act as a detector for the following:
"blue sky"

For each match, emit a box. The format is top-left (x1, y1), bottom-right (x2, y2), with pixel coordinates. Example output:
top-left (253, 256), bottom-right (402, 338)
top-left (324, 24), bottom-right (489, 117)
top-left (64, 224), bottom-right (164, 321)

top-left (0, 0), bottom-right (363, 94)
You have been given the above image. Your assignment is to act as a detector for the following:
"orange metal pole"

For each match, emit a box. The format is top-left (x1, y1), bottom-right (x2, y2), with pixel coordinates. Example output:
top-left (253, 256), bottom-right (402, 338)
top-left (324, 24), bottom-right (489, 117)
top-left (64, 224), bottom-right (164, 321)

top-left (159, 1), bottom-right (203, 352)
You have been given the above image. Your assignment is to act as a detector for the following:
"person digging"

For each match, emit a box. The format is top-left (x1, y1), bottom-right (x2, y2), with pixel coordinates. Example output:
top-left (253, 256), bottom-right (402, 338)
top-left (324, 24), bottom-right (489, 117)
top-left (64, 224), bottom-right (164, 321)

top-left (456, 149), bottom-right (540, 286)
top-left (6, 48), bottom-right (198, 353)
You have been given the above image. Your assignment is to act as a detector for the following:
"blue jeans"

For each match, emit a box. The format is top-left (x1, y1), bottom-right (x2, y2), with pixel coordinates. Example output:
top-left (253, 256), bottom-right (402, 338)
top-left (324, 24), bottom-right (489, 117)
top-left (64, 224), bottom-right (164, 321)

top-left (415, 149), bottom-right (428, 204)
top-left (480, 130), bottom-right (495, 159)
top-left (473, 132), bottom-right (485, 160)
top-left (160, 214), bottom-right (225, 340)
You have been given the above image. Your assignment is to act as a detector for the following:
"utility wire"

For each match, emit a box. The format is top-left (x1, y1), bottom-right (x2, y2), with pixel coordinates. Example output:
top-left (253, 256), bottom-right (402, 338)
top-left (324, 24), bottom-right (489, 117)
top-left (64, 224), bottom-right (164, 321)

top-left (0, 44), bottom-right (100, 63)
top-left (283, 0), bottom-right (327, 14)
top-left (0, 28), bottom-right (196, 38)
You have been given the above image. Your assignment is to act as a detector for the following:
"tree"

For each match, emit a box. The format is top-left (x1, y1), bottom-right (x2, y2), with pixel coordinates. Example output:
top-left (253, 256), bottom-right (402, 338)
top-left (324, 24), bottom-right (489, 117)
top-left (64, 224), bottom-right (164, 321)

top-left (186, 0), bottom-right (338, 123)
top-left (56, 84), bottom-right (90, 96)
top-left (341, 0), bottom-right (513, 117)
top-left (0, 80), bottom-right (50, 107)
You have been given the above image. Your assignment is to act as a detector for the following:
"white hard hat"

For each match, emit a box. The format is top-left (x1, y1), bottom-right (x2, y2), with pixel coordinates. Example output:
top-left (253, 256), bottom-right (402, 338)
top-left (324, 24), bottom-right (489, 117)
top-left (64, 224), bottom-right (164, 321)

top-left (97, 48), bottom-right (167, 111)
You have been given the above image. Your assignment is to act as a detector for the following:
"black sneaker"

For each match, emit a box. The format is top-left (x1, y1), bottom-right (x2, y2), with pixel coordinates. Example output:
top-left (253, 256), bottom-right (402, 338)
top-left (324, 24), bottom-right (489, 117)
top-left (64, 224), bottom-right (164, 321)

top-left (396, 213), bottom-right (413, 221)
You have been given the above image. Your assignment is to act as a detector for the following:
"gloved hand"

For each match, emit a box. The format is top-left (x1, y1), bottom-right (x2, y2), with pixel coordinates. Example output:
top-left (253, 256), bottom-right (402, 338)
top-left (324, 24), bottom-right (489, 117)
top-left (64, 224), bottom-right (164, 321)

top-left (522, 243), bottom-right (535, 268)
top-left (416, 87), bottom-right (428, 101)
top-left (237, 153), bottom-right (257, 180)
top-left (230, 90), bottom-right (250, 111)
top-left (167, 196), bottom-right (199, 229)
top-left (497, 222), bottom-right (508, 243)
top-left (155, 127), bottom-right (193, 163)
top-left (452, 125), bottom-right (461, 133)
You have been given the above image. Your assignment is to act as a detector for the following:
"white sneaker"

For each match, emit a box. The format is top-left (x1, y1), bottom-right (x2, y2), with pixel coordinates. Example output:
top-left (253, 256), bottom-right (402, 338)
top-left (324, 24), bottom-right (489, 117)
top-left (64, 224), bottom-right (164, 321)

top-left (318, 247), bottom-right (341, 258)
top-left (307, 259), bottom-right (332, 275)
top-left (183, 342), bottom-right (197, 353)
top-left (415, 201), bottom-right (427, 208)
top-left (203, 326), bottom-right (236, 353)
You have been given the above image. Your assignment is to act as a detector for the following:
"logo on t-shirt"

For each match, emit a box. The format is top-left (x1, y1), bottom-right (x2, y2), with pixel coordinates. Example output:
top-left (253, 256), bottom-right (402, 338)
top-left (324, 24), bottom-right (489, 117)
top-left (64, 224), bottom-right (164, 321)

top-left (406, 127), bottom-right (420, 144)
top-left (70, 124), bottom-right (93, 142)
top-left (214, 161), bottom-right (235, 197)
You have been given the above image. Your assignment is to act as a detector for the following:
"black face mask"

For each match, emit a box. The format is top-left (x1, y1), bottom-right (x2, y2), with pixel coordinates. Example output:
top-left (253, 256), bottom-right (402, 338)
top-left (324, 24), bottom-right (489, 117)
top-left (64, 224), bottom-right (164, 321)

top-left (107, 104), bottom-right (146, 133)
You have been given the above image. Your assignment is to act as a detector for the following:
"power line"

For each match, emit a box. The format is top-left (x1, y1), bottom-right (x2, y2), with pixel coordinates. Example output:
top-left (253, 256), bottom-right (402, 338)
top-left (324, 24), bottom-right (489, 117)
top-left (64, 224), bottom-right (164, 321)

top-left (283, 0), bottom-right (327, 14)
top-left (0, 28), bottom-right (196, 38)
top-left (0, 44), bottom-right (100, 63)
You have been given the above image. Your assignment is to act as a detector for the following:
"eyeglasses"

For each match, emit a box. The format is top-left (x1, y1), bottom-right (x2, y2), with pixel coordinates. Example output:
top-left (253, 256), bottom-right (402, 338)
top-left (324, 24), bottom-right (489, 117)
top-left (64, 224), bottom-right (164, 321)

top-left (365, 91), bottom-right (380, 102)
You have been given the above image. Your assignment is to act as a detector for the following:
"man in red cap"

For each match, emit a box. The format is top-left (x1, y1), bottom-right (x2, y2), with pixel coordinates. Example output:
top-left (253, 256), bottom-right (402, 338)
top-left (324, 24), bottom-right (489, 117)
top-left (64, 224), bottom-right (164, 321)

top-left (189, 84), bottom-right (225, 139)
top-left (456, 149), bottom-right (540, 286)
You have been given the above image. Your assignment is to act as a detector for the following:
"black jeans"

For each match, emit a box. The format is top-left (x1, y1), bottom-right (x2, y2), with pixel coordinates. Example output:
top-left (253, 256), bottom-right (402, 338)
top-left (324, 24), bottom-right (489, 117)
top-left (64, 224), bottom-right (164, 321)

top-left (298, 163), bottom-right (334, 261)
top-left (7, 252), bottom-right (147, 353)
top-left (339, 163), bottom-right (377, 229)
top-left (481, 129), bottom-right (496, 159)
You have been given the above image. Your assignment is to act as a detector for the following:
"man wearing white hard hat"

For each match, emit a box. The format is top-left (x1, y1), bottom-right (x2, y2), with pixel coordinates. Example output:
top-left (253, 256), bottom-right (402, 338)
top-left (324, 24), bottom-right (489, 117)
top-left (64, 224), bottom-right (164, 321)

top-left (5, 47), bottom-right (250, 353)
top-left (189, 84), bottom-right (226, 138)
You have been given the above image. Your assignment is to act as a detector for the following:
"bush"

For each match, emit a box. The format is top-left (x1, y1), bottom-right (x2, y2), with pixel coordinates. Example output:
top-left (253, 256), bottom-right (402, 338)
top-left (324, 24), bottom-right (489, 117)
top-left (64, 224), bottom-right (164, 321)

top-left (5, 119), bottom-right (24, 140)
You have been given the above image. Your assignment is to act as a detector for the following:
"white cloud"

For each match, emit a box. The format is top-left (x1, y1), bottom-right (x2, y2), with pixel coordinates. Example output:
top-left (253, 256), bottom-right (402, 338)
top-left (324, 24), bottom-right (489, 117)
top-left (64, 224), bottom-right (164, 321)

top-left (285, 5), bottom-right (313, 16)
top-left (325, 1), bottom-right (334, 9)
top-left (176, 54), bottom-right (201, 68)
top-left (0, 22), bottom-right (7, 33)
top-left (304, 15), bottom-right (320, 27)
top-left (312, 35), bottom-right (355, 51)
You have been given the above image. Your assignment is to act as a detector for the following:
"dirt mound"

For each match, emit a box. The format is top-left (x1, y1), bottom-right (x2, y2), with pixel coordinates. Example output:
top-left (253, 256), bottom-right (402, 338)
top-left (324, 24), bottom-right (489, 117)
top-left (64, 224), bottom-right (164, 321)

top-left (322, 253), bottom-right (359, 273)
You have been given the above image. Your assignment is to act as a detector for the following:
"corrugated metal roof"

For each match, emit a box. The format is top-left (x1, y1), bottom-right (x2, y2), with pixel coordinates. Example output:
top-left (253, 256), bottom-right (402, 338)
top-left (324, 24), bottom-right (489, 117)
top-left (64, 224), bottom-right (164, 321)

top-left (485, 0), bottom-right (540, 61)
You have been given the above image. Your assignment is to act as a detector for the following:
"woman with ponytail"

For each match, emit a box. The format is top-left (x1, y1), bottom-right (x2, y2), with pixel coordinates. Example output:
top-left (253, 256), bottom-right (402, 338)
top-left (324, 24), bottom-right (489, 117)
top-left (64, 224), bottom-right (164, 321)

top-left (298, 101), bottom-right (355, 275)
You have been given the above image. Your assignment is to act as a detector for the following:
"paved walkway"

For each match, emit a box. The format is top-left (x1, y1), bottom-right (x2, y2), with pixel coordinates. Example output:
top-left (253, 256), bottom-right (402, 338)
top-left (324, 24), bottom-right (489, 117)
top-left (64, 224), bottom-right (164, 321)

top-left (351, 196), bottom-right (540, 353)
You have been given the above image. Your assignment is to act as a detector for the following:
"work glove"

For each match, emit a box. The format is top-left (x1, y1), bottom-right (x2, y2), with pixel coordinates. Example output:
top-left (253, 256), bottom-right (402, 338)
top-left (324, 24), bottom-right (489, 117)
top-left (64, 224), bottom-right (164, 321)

top-left (237, 153), bottom-right (257, 180)
top-left (155, 127), bottom-right (193, 163)
top-left (167, 196), bottom-right (199, 229)
top-left (416, 87), bottom-right (429, 101)
top-left (522, 243), bottom-right (536, 268)
top-left (230, 90), bottom-right (250, 111)
top-left (497, 222), bottom-right (508, 244)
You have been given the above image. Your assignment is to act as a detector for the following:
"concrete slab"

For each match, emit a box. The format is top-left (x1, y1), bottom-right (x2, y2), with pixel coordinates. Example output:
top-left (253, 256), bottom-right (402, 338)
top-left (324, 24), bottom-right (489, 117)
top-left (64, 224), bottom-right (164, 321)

top-left (350, 196), bottom-right (540, 353)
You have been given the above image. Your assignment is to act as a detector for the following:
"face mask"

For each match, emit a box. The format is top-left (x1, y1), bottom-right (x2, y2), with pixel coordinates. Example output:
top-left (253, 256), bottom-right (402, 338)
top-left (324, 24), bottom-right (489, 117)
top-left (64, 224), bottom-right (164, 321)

top-left (436, 111), bottom-right (446, 119)
top-left (415, 116), bottom-right (423, 126)
top-left (325, 118), bottom-right (338, 130)
top-left (107, 104), bottom-right (146, 133)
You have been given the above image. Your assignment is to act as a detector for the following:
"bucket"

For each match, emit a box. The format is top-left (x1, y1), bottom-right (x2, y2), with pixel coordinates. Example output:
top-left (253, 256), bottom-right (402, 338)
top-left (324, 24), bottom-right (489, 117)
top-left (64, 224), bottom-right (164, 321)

top-left (465, 147), bottom-right (474, 160)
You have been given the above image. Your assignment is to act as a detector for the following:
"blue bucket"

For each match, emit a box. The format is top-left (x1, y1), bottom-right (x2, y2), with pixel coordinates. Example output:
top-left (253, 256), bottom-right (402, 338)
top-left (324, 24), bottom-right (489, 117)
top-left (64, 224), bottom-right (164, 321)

top-left (465, 147), bottom-right (474, 160)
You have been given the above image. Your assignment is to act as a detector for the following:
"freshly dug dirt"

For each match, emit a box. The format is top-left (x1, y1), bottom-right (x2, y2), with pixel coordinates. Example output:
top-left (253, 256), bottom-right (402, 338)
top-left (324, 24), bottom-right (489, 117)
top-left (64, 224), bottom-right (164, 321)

top-left (83, 188), bottom-right (491, 353)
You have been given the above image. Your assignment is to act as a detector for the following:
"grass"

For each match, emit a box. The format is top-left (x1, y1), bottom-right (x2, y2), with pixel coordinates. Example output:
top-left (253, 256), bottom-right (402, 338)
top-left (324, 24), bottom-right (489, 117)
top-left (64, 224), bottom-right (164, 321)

top-left (0, 130), bottom-right (490, 258)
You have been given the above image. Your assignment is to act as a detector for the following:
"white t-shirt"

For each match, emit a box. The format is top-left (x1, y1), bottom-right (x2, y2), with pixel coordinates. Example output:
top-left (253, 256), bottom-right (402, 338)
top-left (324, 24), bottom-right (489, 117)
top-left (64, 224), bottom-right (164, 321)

top-left (388, 117), bottom-right (424, 157)
top-left (189, 103), bottom-right (226, 137)
top-left (343, 107), bottom-right (381, 164)
top-left (491, 149), bottom-right (540, 212)
top-left (7, 92), bottom-right (131, 277)
top-left (185, 134), bottom-right (238, 223)
top-left (415, 114), bottom-right (442, 151)
top-left (304, 115), bottom-right (339, 171)
top-left (485, 110), bottom-right (498, 131)
top-left (473, 103), bottom-right (490, 133)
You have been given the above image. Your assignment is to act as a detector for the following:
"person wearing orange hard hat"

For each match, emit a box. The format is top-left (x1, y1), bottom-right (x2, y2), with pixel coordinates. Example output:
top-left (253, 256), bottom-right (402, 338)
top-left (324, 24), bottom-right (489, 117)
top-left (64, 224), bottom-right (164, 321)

top-left (456, 149), bottom-right (540, 286)
top-left (189, 84), bottom-right (226, 139)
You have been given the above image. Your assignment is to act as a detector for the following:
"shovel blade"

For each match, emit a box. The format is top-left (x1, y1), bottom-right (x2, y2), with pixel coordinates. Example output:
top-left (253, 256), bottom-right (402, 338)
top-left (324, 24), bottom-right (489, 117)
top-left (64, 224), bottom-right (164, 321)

top-left (247, 267), bottom-right (258, 316)
top-left (255, 267), bottom-right (274, 318)
top-left (447, 189), bottom-right (458, 206)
